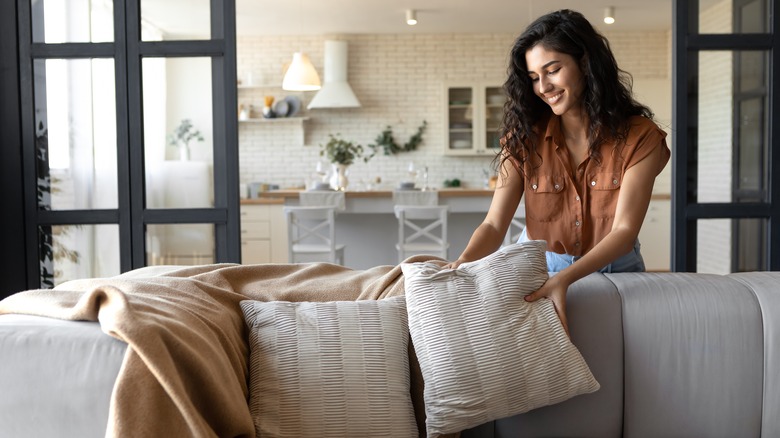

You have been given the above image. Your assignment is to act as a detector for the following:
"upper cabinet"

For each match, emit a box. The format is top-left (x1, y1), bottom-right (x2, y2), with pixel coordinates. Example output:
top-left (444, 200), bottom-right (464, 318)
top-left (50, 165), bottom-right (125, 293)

top-left (443, 82), bottom-right (506, 156)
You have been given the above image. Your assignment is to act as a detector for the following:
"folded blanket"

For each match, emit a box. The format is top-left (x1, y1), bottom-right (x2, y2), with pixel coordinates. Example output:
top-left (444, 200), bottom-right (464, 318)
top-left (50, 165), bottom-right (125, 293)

top-left (0, 258), bottom-right (442, 437)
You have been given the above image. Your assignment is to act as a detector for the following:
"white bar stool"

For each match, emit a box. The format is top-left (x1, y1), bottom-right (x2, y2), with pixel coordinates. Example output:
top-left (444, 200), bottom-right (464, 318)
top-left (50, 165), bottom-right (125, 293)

top-left (393, 190), bottom-right (447, 262)
top-left (283, 206), bottom-right (346, 265)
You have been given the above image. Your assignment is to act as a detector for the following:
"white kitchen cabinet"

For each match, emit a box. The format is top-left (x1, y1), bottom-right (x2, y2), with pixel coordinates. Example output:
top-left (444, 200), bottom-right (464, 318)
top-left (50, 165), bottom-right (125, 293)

top-left (638, 198), bottom-right (671, 271)
top-left (240, 203), bottom-right (288, 264)
top-left (443, 82), bottom-right (505, 156)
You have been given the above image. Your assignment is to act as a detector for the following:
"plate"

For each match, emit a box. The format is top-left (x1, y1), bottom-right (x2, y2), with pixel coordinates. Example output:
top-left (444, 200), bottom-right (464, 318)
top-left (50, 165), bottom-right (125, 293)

top-left (283, 95), bottom-right (302, 117)
top-left (272, 99), bottom-right (289, 118)
top-left (452, 139), bottom-right (472, 149)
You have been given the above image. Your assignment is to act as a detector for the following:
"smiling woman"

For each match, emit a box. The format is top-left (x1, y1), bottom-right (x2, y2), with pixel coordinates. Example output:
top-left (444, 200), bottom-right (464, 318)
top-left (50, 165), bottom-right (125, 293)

top-left (448, 9), bottom-right (671, 334)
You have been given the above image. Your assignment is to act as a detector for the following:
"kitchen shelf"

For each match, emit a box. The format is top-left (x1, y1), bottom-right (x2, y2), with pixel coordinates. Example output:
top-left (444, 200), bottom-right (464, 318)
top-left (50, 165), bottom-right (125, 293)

top-left (238, 117), bottom-right (310, 123)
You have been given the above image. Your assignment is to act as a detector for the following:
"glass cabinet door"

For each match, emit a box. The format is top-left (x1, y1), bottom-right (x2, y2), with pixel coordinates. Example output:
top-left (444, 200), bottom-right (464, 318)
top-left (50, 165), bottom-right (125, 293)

top-left (446, 86), bottom-right (477, 154)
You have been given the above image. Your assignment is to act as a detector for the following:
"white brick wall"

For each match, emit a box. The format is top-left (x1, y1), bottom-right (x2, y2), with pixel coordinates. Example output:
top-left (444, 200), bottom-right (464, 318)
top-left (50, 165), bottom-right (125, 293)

top-left (237, 31), bottom-right (670, 190)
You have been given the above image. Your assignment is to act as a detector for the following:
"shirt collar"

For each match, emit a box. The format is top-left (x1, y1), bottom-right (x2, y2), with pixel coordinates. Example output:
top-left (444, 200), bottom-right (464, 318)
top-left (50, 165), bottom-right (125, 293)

top-left (543, 115), bottom-right (565, 149)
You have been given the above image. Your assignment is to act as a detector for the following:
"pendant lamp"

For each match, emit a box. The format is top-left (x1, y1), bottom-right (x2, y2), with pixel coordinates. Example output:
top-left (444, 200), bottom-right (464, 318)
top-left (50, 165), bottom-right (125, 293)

top-left (282, 52), bottom-right (321, 91)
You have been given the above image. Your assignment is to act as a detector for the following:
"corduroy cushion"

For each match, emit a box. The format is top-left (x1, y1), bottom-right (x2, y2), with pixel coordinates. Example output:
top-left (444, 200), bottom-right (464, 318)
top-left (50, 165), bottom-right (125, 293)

top-left (240, 297), bottom-right (417, 438)
top-left (401, 241), bottom-right (600, 436)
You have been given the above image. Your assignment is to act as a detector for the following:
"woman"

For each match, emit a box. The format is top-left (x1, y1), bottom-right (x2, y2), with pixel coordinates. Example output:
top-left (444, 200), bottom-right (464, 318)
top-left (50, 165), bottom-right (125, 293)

top-left (446, 9), bottom-right (670, 333)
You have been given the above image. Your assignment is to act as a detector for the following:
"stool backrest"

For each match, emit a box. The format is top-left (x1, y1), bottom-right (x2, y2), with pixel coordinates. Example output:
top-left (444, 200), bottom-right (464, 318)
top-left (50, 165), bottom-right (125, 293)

top-left (284, 206), bottom-right (340, 263)
top-left (393, 205), bottom-right (449, 262)
top-left (392, 190), bottom-right (438, 206)
top-left (299, 191), bottom-right (346, 211)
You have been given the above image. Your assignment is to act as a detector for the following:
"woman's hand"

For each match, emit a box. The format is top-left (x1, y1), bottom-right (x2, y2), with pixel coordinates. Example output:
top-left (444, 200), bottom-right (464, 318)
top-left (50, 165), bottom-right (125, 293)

top-left (524, 275), bottom-right (570, 336)
top-left (442, 259), bottom-right (465, 270)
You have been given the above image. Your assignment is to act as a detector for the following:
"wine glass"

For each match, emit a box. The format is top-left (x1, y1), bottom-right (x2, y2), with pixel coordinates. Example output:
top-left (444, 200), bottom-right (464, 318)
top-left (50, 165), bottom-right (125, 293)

top-left (407, 162), bottom-right (418, 183)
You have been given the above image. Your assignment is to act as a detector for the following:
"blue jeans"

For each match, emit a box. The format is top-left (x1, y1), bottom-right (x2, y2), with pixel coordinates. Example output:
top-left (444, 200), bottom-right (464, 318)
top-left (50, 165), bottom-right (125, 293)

top-left (517, 228), bottom-right (646, 273)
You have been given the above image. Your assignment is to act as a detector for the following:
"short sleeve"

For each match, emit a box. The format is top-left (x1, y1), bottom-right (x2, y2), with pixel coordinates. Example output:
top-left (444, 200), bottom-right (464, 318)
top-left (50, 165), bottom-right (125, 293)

top-left (623, 117), bottom-right (670, 175)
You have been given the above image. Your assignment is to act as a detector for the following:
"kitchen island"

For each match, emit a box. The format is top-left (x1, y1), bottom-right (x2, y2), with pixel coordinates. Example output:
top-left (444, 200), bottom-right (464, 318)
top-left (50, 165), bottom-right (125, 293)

top-left (242, 189), bottom-right (495, 269)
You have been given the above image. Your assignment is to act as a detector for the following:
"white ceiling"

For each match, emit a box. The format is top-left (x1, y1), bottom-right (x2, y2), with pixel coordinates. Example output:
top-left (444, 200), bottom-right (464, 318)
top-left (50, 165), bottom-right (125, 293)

top-left (234, 0), bottom-right (673, 35)
top-left (143, 0), bottom-right (673, 37)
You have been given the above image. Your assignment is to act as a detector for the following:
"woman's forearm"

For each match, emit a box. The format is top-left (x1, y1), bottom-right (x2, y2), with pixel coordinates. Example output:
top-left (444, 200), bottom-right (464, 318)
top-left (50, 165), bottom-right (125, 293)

top-left (454, 222), bottom-right (506, 264)
top-left (554, 227), bottom-right (638, 287)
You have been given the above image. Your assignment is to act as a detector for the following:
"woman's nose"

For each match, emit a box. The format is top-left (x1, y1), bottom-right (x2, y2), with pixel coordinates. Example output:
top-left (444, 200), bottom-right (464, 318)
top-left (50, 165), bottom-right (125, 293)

top-left (538, 76), bottom-right (552, 94)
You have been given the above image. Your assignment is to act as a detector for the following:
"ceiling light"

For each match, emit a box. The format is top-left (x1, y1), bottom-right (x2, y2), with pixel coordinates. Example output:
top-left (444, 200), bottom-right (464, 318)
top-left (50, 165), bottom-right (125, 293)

top-left (604, 6), bottom-right (615, 24)
top-left (406, 9), bottom-right (417, 26)
top-left (282, 52), bottom-right (321, 91)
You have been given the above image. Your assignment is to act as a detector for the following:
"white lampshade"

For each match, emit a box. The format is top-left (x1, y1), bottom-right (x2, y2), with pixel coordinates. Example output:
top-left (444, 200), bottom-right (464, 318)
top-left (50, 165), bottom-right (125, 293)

top-left (282, 52), bottom-right (321, 91)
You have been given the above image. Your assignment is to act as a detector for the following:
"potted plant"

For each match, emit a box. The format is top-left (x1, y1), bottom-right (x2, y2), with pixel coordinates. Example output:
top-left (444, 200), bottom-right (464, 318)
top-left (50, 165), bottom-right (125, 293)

top-left (320, 134), bottom-right (363, 190)
top-left (168, 118), bottom-right (204, 161)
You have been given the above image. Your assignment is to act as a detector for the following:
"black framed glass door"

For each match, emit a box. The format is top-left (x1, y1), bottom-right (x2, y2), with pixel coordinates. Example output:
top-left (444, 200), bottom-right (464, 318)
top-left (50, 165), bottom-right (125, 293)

top-left (16, 0), bottom-right (239, 288)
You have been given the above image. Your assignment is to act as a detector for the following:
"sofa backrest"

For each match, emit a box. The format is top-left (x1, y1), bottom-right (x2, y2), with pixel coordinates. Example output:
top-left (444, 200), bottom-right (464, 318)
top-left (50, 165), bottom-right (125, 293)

top-left (610, 272), bottom-right (764, 438)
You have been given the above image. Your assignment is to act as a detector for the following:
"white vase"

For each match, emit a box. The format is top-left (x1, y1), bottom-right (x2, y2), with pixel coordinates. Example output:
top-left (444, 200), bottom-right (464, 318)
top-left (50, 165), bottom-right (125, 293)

top-left (330, 163), bottom-right (349, 191)
top-left (179, 145), bottom-right (190, 161)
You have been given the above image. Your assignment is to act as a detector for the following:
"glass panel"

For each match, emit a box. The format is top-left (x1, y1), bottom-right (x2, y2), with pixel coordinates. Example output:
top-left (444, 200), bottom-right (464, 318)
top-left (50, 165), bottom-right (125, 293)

top-left (447, 87), bottom-right (474, 151)
top-left (736, 97), bottom-right (766, 200)
top-left (738, 51), bottom-right (765, 93)
top-left (696, 51), bottom-right (733, 203)
top-left (696, 218), bottom-right (766, 274)
top-left (143, 57), bottom-right (214, 209)
top-left (34, 58), bottom-right (118, 210)
top-left (141, 0), bottom-right (210, 41)
top-left (39, 224), bottom-right (120, 288)
top-left (31, 0), bottom-right (114, 43)
top-left (698, 0), bottom-right (768, 34)
top-left (485, 86), bottom-right (504, 151)
top-left (146, 224), bottom-right (215, 265)
top-left (696, 51), bottom-right (768, 203)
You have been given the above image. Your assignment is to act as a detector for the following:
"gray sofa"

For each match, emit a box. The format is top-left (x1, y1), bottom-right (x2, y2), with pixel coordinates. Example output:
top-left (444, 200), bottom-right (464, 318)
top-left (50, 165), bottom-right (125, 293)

top-left (464, 272), bottom-right (779, 438)
top-left (1, 271), bottom-right (778, 437)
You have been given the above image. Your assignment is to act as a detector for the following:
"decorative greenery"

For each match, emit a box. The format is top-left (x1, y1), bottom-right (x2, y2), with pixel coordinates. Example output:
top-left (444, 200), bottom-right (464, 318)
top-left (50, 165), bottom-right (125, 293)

top-left (320, 133), bottom-right (364, 165)
top-left (364, 120), bottom-right (427, 162)
top-left (168, 118), bottom-right (204, 150)
top-left (35, 122), bottom-right (80, 288)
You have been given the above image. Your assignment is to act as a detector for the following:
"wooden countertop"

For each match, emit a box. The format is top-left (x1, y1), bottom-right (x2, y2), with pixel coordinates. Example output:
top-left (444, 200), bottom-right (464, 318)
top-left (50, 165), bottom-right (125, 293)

top-left (241, 189), bottom-right (671, 203)
top-left (242, 188), bottom-right (495, 202)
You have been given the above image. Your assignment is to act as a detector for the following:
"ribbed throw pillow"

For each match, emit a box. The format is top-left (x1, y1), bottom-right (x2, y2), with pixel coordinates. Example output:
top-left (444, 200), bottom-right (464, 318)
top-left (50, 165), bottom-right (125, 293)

top-left (401, 240), bottom-right (600, 436)
top-left (240, 296), bottom-right (417, 438)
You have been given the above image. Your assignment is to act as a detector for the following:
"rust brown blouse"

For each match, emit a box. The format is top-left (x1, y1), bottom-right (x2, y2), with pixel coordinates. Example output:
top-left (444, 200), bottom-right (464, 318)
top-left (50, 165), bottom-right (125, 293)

top-left (517, 115), bottom-right (670, 256)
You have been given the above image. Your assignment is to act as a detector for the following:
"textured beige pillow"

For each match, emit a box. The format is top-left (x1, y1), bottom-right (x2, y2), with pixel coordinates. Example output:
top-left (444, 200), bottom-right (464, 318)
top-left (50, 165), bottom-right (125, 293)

top-left (401, 240), bottom-right (600, 436)
top-left (240, 297), bottom-right (417, 438)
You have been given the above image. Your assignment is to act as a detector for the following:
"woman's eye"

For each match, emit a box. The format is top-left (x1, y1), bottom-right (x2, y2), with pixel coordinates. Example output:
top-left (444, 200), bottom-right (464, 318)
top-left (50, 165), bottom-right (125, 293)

top-left (547, 68), bottom-right (560, 76)
top-left (530, 77), bottom-right (539, 82)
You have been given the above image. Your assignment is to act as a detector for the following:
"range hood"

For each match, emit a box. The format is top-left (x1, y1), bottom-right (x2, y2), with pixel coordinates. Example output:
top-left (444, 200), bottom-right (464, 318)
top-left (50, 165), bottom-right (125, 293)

top-left (307, 40), bottom-right (361, 109)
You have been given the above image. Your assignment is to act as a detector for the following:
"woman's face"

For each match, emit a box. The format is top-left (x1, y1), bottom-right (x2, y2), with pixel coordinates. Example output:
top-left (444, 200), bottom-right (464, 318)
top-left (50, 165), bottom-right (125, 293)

top-left (525, 44), bottom-right (586, 118)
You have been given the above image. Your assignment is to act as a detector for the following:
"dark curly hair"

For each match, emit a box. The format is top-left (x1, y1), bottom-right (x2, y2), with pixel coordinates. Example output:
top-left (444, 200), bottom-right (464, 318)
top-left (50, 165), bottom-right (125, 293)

top-left (498, 9), bottom-right (653, 177)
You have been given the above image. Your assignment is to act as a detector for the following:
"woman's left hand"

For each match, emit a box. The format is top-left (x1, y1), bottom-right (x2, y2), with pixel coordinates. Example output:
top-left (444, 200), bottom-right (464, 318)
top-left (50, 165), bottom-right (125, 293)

top-left (524, 275), bottom-right (569, 336)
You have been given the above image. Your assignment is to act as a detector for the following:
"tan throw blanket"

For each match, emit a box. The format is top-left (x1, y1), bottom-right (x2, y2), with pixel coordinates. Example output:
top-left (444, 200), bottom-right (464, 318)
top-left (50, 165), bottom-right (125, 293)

top-left (0, 259), bottom-right (442, 437)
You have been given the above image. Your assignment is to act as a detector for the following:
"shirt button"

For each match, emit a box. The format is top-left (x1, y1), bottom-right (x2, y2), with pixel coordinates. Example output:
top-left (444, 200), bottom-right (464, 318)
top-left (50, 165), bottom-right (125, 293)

top-left (613, 179), bottom-right (619, 185)
top-left (575, 242), bottom-right (581, 247)
top-left (591, 181), bottom-right (596, 186)
top-left (532, 184), bottom-right (538, 190)
top-left (575, 221), bottom-right (580, 226)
